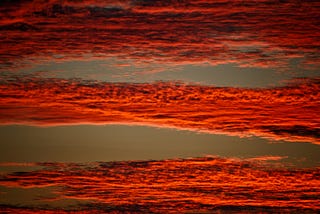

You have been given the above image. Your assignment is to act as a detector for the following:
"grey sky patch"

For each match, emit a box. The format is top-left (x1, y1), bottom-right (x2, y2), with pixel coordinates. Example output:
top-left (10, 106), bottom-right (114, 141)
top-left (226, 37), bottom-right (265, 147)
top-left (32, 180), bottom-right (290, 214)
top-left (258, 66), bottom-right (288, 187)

top-left (0, 125), bottom-right (319, 168)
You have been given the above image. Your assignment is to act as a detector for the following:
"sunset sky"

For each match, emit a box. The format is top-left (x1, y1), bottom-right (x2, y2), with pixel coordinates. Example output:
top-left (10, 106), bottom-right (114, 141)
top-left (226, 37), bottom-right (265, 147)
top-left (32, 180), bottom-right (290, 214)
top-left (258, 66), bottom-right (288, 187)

top-left (0, 0), bottom-right (319, 213)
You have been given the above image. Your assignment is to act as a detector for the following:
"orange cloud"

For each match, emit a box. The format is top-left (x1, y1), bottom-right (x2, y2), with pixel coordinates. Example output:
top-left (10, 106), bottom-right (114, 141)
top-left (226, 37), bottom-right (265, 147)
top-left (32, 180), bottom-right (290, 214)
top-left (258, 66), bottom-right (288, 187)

top-left (245, 156), bottom-right (288, 162)
top-left (0, 0), bottom-right (319, 69)
top-left (0, 77), bottom-right (319, 144)
top-left (0, 162), bottom-right (37, 167)
top-left (1, 157), bottom-right (319, 212)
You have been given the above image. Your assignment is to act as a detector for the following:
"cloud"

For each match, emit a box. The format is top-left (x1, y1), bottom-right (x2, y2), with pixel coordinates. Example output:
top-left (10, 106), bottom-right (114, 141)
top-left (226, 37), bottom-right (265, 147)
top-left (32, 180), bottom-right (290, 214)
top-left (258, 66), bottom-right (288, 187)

top-left (0, 0), bottom-right (319, 69)
top-left (0, 162), bottom-right (37, 167)
top-left (0, 76), bottom-right (319, 144)
top-left (0, 157), bottom-right (319, 212)
top-left (245, 156), bottom-right (288, 162)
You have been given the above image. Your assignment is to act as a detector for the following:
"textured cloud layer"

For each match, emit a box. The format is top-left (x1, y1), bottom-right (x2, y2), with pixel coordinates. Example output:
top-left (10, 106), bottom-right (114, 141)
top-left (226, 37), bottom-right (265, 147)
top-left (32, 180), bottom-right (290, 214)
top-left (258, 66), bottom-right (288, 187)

top-left (0, 76), bottom-right (319, 144)
top-left (1, 157), bottom-right (319, 212)
top-left (1, 0), bottom-right (319, 69)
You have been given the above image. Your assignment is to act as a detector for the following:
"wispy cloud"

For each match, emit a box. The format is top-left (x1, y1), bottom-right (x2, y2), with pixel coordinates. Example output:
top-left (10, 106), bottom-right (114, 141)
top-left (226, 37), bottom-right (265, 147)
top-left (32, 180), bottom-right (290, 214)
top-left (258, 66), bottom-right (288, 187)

top-left (245, 155), bottom-right (288, 162)
top-left (0, 162), bottom-right (37, 167)
top-left (1, 157), bottom-right (319, 212)
top-left (0, 76), bottom-right (319, 144)
top-left (0, 0), bottom-right (319, 69)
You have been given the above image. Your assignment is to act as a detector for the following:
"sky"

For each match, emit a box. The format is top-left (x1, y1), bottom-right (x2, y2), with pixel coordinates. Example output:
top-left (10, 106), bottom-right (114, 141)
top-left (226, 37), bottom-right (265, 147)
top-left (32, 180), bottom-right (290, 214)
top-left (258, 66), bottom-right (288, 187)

top-left (0, 0), bottom-right (319, 212)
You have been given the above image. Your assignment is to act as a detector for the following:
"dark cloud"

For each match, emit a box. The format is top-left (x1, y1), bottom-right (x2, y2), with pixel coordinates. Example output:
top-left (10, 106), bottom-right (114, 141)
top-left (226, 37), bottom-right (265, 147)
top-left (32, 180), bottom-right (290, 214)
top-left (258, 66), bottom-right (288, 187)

top-left (261, 125), bottom-right (320, 140)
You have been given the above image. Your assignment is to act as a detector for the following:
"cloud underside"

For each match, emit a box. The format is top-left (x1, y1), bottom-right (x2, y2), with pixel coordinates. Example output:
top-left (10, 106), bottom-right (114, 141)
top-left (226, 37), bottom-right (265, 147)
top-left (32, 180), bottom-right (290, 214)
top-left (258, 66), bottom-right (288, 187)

top-left (0, 0), bottom-right (319, 69)
top-left (0, 77), bottom-right (319, 144)
top-left (0, 157), bottom-right (319, 212)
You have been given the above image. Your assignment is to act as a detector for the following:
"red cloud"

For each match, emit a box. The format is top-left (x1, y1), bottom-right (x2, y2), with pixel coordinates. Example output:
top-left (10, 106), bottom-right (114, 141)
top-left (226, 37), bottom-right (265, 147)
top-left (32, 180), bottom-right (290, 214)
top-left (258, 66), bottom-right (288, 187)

top-left (1, 157), bottom-right (319, 212)
top-left (0, 0), bottom-right (319, 69)
top-left (0, 77), bottom-right (319, 144)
